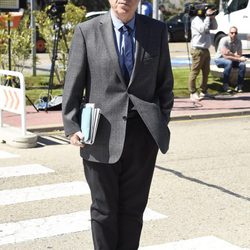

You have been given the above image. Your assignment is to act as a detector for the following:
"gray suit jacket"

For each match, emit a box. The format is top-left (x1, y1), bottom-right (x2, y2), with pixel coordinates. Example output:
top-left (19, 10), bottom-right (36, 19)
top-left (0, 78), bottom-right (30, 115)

top-left (62, 12), bottom-right (174, 164)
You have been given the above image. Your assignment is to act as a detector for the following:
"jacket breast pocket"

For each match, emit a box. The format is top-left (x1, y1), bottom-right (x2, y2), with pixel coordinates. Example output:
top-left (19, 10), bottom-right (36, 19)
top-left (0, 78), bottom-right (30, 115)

top-left (143, 50), bottom-right (159, 60)
top-left (143, 53), bottom-right (159, 65)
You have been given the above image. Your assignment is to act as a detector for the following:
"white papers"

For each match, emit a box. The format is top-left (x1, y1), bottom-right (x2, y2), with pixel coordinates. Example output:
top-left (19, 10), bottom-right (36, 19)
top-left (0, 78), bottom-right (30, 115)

top-left (80, 103), bottom-right (101, 145)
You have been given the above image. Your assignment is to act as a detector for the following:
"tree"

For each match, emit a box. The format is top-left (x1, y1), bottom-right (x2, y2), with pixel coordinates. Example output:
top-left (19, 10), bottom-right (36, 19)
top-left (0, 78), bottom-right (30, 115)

top-left (71, 0), bottom-right (110, 11)
top-left (0, 14), bottom-right (32, 72)
top-left (35, 2), bottom-right (86, 84)
top-left (30, 0), bottom-right (110, 11)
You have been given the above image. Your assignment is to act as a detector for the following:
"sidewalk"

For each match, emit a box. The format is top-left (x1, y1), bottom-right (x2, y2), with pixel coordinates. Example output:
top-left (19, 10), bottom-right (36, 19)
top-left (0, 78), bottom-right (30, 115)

top-left (173, 92), bottom-right (250, 120)
top-left (2, 92), bottom-right (250, 133)
top-left (4, 46), bottom-right (250, 133)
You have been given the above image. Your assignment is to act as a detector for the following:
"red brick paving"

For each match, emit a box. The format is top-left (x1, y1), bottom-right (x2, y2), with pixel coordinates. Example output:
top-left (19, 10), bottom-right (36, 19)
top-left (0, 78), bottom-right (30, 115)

top-left (2, 93), bottom-right (250, 132)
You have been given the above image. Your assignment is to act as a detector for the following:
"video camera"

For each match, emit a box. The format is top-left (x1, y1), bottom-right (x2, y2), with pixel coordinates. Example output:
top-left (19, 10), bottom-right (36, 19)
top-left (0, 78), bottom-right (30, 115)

top-left (46, 0), bottom-right (68, 19)
top-left (184, 2), bottom-right (218, 17)
top-left (0, 0), bottom-right (27, 12)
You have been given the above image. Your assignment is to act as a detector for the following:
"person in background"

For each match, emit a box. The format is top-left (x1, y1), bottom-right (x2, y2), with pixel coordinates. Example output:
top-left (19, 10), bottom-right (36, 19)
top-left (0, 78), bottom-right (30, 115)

top-left (141, 0), bottom-right (153, 17)
top-left (158, 4), bottom-right (167, 22)
top-left (62, 0), bottom-right (174, 249)
top-left (188, 8), bottom-right (218, 101)
top-left (214, 26), bottom-right (247, 93)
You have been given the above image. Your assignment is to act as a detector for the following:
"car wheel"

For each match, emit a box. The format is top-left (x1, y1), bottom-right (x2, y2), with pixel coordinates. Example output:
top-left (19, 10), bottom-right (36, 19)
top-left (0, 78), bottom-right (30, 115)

top-left (36, 38), bottom-right (46, 53)
top-left (214, 33), bottom-right (226, 51)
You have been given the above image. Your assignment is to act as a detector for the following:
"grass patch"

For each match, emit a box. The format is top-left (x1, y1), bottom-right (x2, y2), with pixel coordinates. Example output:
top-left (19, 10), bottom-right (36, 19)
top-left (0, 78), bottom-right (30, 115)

top-left (173, 67), bottom-right (223, 97)
top-left (25, 75), bottom-right (51, 88)
top-left (23, 69), bottom-right (250, 106)
top-left (24, 74), bottom-right (63, 105)
top-left (173, 67), bottom-right (250, 97)
top-left (26, 88), bottom-right (63, 106)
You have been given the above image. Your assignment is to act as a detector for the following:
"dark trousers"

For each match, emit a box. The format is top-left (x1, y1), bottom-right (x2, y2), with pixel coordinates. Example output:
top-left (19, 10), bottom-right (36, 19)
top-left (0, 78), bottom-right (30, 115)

top-left (83, 115), bottom-right (158, 250)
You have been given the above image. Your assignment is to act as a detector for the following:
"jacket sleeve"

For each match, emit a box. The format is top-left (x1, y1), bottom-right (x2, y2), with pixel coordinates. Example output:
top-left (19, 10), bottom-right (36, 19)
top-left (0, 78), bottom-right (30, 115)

top-left (62, 24), bottom-right (87, 137)
top-left (156, 23), bottom-right (174, 124)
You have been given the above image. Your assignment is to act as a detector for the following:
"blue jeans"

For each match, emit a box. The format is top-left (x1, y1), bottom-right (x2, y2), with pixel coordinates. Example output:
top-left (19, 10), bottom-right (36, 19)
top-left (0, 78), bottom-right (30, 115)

top-left (214, 58), bottom-right (246, 86)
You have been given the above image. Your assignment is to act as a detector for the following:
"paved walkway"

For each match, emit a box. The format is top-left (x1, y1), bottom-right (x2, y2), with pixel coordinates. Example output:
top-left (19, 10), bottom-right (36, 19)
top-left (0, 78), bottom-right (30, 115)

top-left (2, 92), bottom-right (250, 133)
top-left (173, 93), bottom-right (250, 120)
top-left (2, 46), bottom-right (250, 133)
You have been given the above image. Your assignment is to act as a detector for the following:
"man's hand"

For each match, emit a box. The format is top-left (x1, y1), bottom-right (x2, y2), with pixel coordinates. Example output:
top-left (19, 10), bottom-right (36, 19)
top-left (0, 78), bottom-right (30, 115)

top-left (206, 8), bottom-right (217, 17)
top-left (239, 56), bottom-right (247, 62)
top-left (69, 132), bottom-right (85, 148)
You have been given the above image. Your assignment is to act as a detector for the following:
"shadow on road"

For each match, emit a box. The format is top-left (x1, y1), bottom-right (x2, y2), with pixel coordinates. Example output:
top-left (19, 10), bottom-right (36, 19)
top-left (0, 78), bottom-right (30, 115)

top-left (156, 165), bottom-right (250, 202)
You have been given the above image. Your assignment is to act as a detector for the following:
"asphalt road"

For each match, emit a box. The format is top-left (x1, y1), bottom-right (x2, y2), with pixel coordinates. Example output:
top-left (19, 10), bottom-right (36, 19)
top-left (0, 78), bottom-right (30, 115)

top-left (0, 116), bottom-right (249, 249)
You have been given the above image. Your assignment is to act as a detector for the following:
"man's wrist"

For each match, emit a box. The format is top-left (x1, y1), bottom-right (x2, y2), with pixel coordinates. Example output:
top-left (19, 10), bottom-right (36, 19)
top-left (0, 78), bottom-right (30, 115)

top-left (68, 131), bottom-right (83, 139)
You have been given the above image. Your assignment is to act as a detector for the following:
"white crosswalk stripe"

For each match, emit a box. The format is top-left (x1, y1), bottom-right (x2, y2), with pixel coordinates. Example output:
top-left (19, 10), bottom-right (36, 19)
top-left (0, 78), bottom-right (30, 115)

top-left (37, 135), bottom-right (69, 146)
top-left (0, 150), bottom-right (19, 159)
top-left (143, 208), bottom-right (167, 221)
top-left (0, 164), bottom-right (54, 178)
top-left (0, 181), bottom-right (90, 205)
top-left (0, 208), bottom-right (167, 246)
top-left (139, 236), bottom-right (248, 250)
top-left (0, 211), bottom-right (91, 246)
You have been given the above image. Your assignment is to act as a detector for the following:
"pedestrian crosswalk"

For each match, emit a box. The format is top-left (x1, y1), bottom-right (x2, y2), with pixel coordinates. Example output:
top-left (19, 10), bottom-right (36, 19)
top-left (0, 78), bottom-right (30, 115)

top-left (0, 147), bottom-right (248, 249)
top-left (0, 148), bottom-right (168, 248)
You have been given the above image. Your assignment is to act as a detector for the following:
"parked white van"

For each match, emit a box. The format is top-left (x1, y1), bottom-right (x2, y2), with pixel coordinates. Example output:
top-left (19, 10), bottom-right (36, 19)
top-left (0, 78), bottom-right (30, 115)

top-left (210, 0), bottom-right (250, 50)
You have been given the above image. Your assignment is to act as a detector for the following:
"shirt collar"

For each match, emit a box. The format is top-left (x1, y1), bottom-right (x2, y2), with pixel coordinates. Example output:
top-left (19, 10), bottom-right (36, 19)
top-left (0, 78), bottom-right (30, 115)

top-left (110, 10), bottom-right (135, 31)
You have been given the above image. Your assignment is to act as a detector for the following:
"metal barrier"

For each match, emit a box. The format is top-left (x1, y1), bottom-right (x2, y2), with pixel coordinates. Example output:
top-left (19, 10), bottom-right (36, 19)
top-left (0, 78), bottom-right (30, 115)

top-left (0, 70), bottom-right (26, 135)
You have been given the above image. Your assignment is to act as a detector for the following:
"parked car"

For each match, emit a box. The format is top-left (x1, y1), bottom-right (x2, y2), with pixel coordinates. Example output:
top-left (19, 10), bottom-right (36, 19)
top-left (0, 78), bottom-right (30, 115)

top-left (166, 13), bottom-right (191, 42)
top-left (85, 11), bottom-right (107, 20)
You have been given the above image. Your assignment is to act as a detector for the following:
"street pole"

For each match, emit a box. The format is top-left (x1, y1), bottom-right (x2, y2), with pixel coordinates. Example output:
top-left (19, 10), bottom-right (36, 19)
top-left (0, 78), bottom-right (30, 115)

top-left (152, 0), bottom-right (159, 20)
top-left (31, 0), bottom-right (36, 76)
top-left (138, 0), bottom-right (142, 14)
top-left (7, 16), bottom-right (11, 71)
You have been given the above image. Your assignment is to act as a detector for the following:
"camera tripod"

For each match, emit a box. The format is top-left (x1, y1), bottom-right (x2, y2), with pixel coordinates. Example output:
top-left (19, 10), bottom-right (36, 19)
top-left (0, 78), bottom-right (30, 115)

top-left (45, 14), bottom-right (68, 111)
top-left (183, 13), bottom-right (191, 70)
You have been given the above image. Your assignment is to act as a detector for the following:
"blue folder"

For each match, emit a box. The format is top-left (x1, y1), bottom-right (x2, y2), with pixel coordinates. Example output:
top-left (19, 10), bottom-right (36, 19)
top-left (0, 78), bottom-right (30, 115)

top-left (80, 106), bottom-right (92, 142)
top-left (80, 103), bottom-right (101, 144)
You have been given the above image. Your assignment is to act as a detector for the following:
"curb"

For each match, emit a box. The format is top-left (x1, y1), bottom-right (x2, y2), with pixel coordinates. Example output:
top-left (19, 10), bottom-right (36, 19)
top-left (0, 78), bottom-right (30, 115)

top-left (0, 126), bottom-right (38, 148)
top-left (27, 124), bottom-right (64, 134)
top-left (25, 110), bottom-right (250, 135)
top-left (171, 110), bottom-right (250, 121)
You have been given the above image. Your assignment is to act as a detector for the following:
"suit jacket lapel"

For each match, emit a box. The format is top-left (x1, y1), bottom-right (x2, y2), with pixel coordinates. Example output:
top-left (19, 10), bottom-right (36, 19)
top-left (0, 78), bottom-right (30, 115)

top-left (99, 13), bottom-right (148, 87)
top-left (99, 13), bottom-right (125, 84)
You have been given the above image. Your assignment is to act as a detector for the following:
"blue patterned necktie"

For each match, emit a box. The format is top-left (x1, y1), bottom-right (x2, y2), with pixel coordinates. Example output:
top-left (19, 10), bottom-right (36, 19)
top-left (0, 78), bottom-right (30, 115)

top-left (121, 25), bottom-right (133, 84)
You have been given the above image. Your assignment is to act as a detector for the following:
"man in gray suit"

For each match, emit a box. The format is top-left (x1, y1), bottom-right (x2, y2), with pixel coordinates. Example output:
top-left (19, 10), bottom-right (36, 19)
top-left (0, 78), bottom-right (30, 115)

top-left (62, 0), bottom-right (174, 249)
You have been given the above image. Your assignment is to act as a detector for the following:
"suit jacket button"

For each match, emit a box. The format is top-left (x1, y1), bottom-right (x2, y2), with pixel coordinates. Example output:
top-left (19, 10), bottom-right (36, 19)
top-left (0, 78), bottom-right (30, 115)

top-left (122, 116), bottom-right (127, 121)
